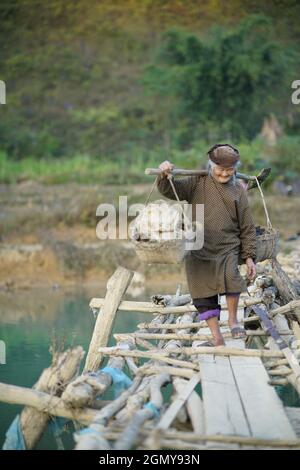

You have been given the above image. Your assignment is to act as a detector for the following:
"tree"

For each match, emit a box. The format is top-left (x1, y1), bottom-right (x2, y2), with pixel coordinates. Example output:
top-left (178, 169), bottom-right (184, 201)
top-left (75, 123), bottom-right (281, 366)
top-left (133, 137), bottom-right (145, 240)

top-left (143, 14), bottom-right (298, 145)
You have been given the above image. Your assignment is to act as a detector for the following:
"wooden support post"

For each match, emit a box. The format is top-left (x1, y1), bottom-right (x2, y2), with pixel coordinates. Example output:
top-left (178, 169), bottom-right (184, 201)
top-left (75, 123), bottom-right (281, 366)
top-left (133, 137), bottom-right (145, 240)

top-left (84, 266), bottom-right (133, 373)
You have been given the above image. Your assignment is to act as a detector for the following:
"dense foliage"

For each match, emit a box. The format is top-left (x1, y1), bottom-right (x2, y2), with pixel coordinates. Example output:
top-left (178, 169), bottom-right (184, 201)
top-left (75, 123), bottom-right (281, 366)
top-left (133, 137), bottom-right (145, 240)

top-left (0, 1), bottom-right (300, 182)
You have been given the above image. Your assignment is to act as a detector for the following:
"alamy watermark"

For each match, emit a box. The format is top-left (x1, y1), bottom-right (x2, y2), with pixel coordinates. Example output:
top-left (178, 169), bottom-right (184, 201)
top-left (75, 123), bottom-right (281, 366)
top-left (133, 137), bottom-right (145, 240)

top-left (95, 197), bottom-right (204, 251)
top-left (291, 80), bottom-right (300, 105)
top-left (0, 80), bottom-right (6, 104)
top-left (0, 340), bottom-right (6, 364)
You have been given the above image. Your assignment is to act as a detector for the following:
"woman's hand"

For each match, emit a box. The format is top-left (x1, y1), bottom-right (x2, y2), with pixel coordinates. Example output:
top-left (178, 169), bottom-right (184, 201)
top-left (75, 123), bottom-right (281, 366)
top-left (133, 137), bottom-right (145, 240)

top-left (246, 257), bottom-right (256, 281)
top-left (159, 160), bottom-right (174, 177)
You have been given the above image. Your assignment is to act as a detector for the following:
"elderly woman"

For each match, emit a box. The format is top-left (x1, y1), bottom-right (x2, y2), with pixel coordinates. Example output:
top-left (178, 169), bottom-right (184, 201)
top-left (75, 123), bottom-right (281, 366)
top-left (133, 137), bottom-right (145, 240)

top-left (157, 143), bottom-right (256, 346)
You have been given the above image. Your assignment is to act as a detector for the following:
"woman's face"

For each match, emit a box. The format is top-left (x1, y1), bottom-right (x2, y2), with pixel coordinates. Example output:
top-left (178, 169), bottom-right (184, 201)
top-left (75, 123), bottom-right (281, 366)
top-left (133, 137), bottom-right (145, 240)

top-left (212, 164), bottom-right (235, 184)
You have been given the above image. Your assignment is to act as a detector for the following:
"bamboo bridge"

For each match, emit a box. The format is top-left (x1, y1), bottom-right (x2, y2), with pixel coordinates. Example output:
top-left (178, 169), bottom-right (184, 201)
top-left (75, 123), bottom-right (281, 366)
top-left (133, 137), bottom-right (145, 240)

top-left (1, 262), bottom-right (300, 450)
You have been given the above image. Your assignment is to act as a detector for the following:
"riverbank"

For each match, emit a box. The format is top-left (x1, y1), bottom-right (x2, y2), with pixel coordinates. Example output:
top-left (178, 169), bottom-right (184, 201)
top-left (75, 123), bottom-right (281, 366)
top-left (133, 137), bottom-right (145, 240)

top-left (1, 182), bottom-right (300, 290)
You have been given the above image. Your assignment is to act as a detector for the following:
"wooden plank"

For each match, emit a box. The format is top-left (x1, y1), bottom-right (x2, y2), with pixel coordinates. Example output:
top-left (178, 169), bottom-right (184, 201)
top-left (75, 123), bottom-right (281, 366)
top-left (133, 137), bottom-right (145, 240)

top-left (285, 407), bottom-right (300, 437)
top-left (199, 353), bottom-right (250, 437)
top-left (198, 307), bottom-right (250, 444)
top-left (156, 374), bottom-right (201, 431)
top-left (198, 306), bottom-right (249, 448)
top-left (229, 354), bottom-right (296, 439)
top-left (223, 306), bottom-right (296, 440)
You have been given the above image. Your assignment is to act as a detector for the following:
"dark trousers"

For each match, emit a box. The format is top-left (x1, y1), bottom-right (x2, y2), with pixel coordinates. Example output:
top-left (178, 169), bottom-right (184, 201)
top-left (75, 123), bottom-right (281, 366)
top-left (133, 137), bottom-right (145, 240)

top-left (193, 292), bottom-right (240, 321)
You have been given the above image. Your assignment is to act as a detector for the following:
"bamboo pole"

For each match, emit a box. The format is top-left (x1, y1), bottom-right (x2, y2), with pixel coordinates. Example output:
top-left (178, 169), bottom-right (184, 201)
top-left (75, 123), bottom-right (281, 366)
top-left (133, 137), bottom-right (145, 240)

top-left (135, 337), bottom-right (157, 350)
top-left (264, 355), bottom-right (300, 369)
top-left (269, 300), bottom-right (300, 319)
top-left (90, 296), bottom-right (300, 320)
top-left (268, 367), bottom-right (293, 377)
top-left (98, 346), bottom-right (290, 358)
top-left (268, 379), bottom-right (289, 386)
top-left (268, 338), bottom-right (300, 396)
top-left (137, 316), bottom-right (260, 330)
top-left (89, 296), bottom-right (263, 315)
top-left (0, 381), bottom-right (97, 426)
top-left (138, 365), bottom-right (195, 379)
top-left (105, 424), bottom-right (300, 448)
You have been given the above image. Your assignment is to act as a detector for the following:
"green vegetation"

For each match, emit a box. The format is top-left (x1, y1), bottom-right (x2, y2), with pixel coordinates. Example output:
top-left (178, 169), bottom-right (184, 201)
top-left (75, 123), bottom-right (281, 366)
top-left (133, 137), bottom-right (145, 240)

top-left (0, 1), bottom-right (300, 183)
top-left (1, 135), bottom-right (300, 185)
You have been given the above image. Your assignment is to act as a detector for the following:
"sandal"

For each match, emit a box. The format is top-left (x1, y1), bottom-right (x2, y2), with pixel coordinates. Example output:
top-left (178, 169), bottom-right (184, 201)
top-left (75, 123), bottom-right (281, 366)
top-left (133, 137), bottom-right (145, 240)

top-left (230, 326), bottom-right (246, 339)
top-left (199, 340), bottom-right (215, 347)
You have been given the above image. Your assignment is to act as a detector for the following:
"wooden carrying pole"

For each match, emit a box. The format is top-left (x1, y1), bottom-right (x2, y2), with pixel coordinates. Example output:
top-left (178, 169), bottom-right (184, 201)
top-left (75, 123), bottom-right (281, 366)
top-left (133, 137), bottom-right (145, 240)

top-left (145, 167), bottom-right (271, 184)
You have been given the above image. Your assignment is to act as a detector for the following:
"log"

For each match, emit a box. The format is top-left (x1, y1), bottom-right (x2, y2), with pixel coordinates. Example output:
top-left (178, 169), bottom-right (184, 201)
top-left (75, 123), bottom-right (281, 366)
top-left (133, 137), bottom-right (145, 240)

top-left (114, 373), bottom-right (170, 450)
top-left (120, 330), bottom-right (293, 342)
top-left (84, 266), bottom-right (133, 373)
top-left (115, 376), bottom-right (151, 424)
top-left (74, 375), bottom-right (143, 450)
top-left (62, 336), bottom-right (135, 408)
top-left (18, 346), bottom-right (84, 449)
top-left (271, 259), bottom-right (299, 304)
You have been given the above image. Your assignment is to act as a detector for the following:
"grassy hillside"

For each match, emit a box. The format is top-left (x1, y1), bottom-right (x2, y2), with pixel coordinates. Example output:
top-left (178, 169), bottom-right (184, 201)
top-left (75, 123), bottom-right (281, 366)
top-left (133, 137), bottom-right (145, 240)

top-left (0, 0), bottom-right (300, 183)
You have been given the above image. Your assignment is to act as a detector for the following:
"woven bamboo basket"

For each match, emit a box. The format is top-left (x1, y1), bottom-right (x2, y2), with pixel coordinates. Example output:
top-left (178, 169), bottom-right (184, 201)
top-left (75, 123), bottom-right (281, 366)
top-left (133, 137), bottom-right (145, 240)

top-left (238, 176), bottom-right (279, 264)
top-left (130, 199), bottom-right (190, 264)
top-left (254, 225), bottom-right (280, 263)
top-left (132, 237), bottom-right (187, 264)
top-left (238, 225), bottom-right (279, 265)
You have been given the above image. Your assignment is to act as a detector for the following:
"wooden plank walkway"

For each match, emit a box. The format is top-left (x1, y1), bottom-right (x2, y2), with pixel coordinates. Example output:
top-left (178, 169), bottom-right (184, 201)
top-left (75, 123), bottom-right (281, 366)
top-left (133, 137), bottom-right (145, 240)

top-left (198, 303), bottom-right (296, 446)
